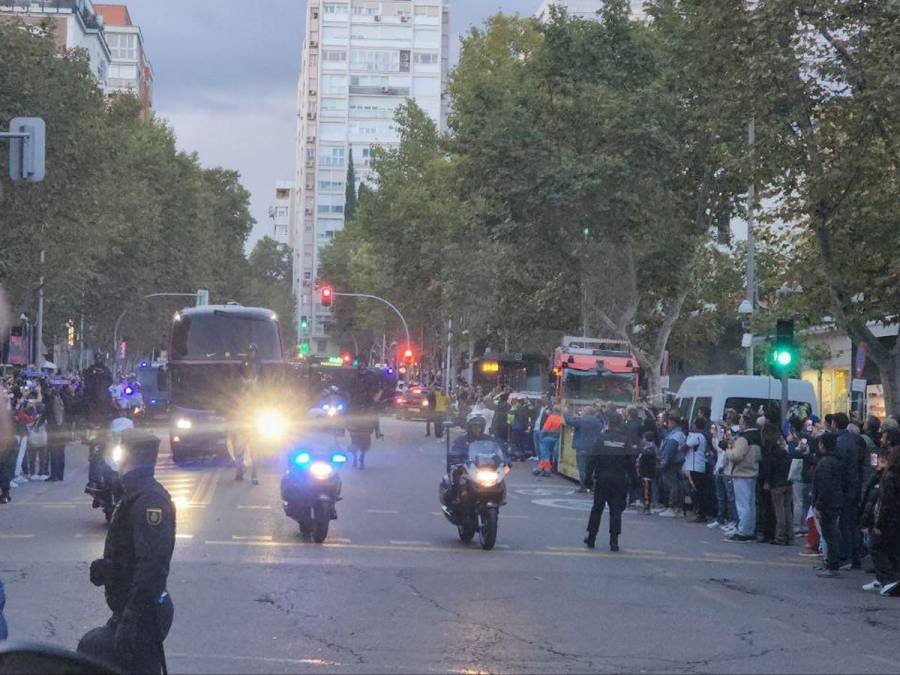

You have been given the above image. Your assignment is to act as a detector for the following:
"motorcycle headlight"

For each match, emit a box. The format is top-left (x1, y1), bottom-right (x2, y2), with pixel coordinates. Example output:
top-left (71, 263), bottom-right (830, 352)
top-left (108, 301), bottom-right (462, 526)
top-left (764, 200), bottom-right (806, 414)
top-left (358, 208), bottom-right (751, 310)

top-left (257, 410), bottom-right (288, 439)
top-left (111, 444), bottom-right (124, 467)
top-left (175, 418), bottom-right (192, 430)
top-left (309, 461), bottom-right (334, 480)
top-left (475, 469), bottom-right (501, 487)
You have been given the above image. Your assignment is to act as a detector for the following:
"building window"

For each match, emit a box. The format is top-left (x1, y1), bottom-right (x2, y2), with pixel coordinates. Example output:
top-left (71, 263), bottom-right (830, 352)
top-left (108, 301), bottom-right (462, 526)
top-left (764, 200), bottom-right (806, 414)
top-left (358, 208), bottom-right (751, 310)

top-left (275, 207), bottom-right (289, 217)
top-left (351, 2), bottom-right (379, 15)
top-left (400, 49), bottom-right (410, 72)
top-left (322, 74), bottom-right (348, 95)
top-left (413, 52), bottom-right (438, 65)
top-left (414, 5), bottom-right (439, 16)
top-left (274, 224), bottom-right (288, 237)
top-left (318, 179), bottom-right (344, 191)
top-left (323, 3), bottom-right (349, 15)
top-left (350, 49), bottom-right (400, 73)
top-left (350, 74), bottom-right (388, 87)
top-left (317, 339), bottom-right (328, 352)
top-left (322, 49), bottom-right (347, 62)
top-left (304, 271), bottom-right (313, 280)
top-left (319, 147), bottom-right (346, 167)
top-left (107, 33), bottom-right (137, 59)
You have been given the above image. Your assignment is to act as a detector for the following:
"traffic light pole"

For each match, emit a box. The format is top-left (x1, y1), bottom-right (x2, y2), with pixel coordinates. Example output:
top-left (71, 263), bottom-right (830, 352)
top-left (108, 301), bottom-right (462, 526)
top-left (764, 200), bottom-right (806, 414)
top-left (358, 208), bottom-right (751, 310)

top-left (781, 376), bottom-right (789, 427)
top-left (332, 292), bottom-right (410, 354)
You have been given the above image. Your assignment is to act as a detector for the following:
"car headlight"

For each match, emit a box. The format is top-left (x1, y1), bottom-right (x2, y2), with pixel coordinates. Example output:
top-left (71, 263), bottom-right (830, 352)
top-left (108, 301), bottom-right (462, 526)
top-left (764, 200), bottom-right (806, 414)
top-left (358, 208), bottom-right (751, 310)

top-left (475, 469), bottom-right (501, 487)
top-left (257, 410), bottom-right (288, 439)
top-left (326, 406), bottom-right (338, 418)
top-left (309, 461), bottom-right (334, 480)
top-left (111, 444), bottom-right (124, 467)
top-left (175, 418), bottom-right (192, 430)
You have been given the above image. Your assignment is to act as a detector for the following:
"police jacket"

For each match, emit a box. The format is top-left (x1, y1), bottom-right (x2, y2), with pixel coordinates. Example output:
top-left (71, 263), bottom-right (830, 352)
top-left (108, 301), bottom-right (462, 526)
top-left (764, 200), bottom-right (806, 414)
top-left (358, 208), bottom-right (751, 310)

top-left (586, 430), bottom-right (633, 477)
top-left (101, 467), bottom-right (175, 617)
top-left (448, 433), bottom-right (496, 466)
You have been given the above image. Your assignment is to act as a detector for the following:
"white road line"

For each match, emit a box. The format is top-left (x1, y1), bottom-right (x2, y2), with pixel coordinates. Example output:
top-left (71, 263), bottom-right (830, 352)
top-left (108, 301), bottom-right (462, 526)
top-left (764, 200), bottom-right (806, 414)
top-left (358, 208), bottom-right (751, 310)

top-left (40, 504), bottom-right (76, 509)
top-left (74, 533), bottom-right (105, 539)
top-left (175, 533), bottom-right (194, 540)
top-left (389, 540), bottom-right (431, 546)
top-left (502, 515), bottom-right (529, 519)
top-left (366, 509), bottom-right (399, 514)
top-left (327, 537), bottom-right (352, 544)
top-left (231, 535), bottom-right (273, 541)
top-left (0, 534), bottom-right (35, 539)
top-left (237, 505), bottom-right (273, 510)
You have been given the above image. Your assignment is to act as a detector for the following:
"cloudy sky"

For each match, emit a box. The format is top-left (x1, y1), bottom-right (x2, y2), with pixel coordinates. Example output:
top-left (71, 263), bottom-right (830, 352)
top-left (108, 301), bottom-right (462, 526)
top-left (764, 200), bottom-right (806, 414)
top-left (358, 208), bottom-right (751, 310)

top-left (122, 0), bottom-right (539, 251)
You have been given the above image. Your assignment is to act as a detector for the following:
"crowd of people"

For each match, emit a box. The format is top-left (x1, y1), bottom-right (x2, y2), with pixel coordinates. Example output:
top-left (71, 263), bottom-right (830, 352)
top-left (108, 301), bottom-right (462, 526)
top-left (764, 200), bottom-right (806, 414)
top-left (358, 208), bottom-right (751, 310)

top-left (431, 385), bottom-right (900, 596)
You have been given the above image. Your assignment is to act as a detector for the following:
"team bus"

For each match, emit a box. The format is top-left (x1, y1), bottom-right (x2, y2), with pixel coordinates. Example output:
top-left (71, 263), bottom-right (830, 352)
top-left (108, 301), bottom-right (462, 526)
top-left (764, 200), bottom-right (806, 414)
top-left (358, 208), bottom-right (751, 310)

top-left (167, 304), bottom-right (287, 464)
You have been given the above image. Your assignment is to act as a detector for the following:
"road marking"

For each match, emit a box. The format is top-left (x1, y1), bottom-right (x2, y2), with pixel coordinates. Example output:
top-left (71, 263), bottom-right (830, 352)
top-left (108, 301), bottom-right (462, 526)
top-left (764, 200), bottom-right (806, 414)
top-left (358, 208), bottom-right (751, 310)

top-left (40, 504), bottom-right (76, 509)
top-left (167, 653), bottom-right (340, 667)
top-left (4, 501), bottom-right (84, 506)
top-left (202, 540), bottom-right (811, 567)
top-left (327, 538), bottom-right (352, 544)
top-left (74, 533), bottom-right (105, 539)
top-left (175, 533), bottom-right (194, 540)
top-left (704, 552), bottom-right (745, 559)
top-left (502, 514), bottom-right (529, 519)
top-left (0, 534), bottom-right (35, 539)
top-left (238, 505), bottom-right (273, 510)
top-left (367, 509), bottom-right (399, 514)
top-left (232, 535), bottom-right (273, 541)
top-left (389, 540), bottom-right (431, 546)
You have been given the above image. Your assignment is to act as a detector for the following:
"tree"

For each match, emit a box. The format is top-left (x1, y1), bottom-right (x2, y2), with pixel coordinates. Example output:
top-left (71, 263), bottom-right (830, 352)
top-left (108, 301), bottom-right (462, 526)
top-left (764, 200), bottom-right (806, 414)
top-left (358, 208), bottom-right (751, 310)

top-left (245, 237), bottom-right (296, 351)
top-left (345, 148), bottom-right (358, 222)
top-left (731, 0), bottom-right (900, 413)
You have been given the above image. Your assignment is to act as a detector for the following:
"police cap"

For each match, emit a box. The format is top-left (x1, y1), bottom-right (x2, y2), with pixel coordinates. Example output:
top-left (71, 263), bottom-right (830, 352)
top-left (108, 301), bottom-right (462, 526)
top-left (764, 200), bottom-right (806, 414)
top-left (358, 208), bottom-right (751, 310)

top-left (122, 429), bottom-right (161, 466)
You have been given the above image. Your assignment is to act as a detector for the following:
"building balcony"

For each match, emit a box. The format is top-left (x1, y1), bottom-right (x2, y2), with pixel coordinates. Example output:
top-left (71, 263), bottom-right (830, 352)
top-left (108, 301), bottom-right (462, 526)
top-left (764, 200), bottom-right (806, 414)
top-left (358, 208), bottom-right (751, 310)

top-left (0, 0), bottom-right (101, 30)
top-left (349, 85), bottom-right (409, 96)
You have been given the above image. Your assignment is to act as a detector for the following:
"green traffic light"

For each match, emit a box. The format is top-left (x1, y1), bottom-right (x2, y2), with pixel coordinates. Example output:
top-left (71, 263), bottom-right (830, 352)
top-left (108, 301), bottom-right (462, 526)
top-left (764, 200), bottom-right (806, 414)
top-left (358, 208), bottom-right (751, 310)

top-left (776, 350), bottom-right (793, 366)
top-left (299, 342), bottom-right (310, 355)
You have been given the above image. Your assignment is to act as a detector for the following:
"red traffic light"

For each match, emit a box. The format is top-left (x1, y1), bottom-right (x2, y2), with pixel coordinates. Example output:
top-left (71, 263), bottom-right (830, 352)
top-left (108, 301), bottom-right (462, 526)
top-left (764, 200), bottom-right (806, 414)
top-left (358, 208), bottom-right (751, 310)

top-left (320, 286), bottom-right (334, 307)
top-left (342, 352), bottom-right (352, 364)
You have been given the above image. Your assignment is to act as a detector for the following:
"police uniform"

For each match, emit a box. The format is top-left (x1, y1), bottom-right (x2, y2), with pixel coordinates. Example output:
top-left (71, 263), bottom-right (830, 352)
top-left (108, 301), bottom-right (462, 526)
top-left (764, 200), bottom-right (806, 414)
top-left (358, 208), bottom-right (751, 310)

top-left (584, 425), bottom-right (633, 550)
top-left (78, 431), bottom-right (176, 674)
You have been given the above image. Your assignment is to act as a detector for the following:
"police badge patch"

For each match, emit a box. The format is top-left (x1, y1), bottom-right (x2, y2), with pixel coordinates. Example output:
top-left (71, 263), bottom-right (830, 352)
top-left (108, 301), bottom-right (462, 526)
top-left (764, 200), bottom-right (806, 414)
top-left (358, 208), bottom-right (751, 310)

top-left (146, 508), bottom-right (163, 526)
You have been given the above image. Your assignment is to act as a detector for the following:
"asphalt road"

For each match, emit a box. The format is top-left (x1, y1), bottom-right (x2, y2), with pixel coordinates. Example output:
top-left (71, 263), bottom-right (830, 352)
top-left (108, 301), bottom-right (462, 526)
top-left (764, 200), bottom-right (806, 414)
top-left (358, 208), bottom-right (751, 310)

top-left (2, 416), bottom-right (899, 674)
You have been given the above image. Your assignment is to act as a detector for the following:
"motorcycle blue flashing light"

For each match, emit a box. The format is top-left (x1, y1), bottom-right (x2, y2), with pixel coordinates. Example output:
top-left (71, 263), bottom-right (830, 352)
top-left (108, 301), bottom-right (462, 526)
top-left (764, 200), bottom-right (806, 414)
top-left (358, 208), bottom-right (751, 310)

top-left (293, 452), bottom-right (312, 466)
top-left (332, 453), bottom-right (348, 464)
top-left (139, 361), bottom-right (149, 368)
top-left (124, 386), bottom-right (135, 396)
top-left (337, 403), bottom-right (344, 411)
top-left (386, 368), bottom-right (394, 375)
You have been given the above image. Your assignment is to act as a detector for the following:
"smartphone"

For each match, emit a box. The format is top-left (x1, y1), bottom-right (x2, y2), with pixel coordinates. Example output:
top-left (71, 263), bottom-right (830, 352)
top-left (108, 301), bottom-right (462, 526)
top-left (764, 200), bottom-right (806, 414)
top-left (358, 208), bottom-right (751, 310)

top-left (871, 453), bottom-right (879, 468)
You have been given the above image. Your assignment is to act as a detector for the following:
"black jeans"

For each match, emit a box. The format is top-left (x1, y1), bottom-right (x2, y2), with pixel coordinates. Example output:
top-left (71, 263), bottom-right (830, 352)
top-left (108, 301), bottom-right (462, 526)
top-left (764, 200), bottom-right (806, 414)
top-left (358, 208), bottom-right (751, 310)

top-left (689, 470), bottom-right (714, 518)
top-left (870, 533), bottom-right (899, 585)
top-left (48, 443), bottom-right (66, 480)
top-left (587, 473), bottom-right (627, 536)
top-left (0, 443), bottom-right (16, 493)
top-left (819, 508), bottom-right (843, 571)
top-left (840, 492), bottom-right (861, 565)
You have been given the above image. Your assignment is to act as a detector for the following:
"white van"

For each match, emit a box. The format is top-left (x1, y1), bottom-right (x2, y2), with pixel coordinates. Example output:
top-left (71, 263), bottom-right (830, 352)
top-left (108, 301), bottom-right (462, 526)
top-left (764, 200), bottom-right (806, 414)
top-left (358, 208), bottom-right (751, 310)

top-left (674, 375), bottom-right (818, 424)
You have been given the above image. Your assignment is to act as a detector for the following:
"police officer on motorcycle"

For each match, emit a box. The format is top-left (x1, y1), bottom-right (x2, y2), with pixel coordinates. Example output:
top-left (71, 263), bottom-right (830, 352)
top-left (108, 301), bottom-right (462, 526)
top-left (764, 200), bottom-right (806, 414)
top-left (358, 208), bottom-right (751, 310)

top-left (83, 353), bottom-right (113, 425)
top-left (448, 413), bottom-right (495, 471)
top-left (78, 429), bottom-right (175, 674)
top-left (584, 412), bottom-right (634, 552)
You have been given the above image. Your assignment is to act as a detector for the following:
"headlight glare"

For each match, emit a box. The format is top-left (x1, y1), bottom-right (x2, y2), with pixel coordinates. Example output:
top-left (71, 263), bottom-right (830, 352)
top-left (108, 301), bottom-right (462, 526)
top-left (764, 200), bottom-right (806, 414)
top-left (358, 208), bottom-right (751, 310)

top-left (309, 461), bottom-right (334, 480)
top-left (257, 410), bottom-right (288, 439)
top-left (475, 469), bottom-right (500, 486)
top-left (175, 418), bottom-right (192, 430)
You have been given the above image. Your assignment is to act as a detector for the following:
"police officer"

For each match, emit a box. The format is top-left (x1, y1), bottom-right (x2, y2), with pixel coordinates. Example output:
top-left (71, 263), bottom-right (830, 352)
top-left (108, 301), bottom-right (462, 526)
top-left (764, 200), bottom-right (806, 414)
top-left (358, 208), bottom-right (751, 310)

top-left (78, 429), bottom-right (176, 674)
top-left (584, 413), bottom-right (634, 552)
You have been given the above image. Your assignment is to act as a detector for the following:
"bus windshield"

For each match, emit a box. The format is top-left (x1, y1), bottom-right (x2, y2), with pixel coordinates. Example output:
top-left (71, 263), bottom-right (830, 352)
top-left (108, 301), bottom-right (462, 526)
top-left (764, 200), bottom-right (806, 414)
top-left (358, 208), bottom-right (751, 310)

top-left (171, 312), bottom-right (281, 361)
top-left (563, 370), bottom-right (634, 403)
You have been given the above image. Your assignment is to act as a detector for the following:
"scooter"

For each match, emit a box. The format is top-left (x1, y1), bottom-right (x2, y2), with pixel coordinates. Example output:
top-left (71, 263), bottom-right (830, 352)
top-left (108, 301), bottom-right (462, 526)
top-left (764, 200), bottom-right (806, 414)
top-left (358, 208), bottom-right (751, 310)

top-left (281, 435), bottom-right (348, 543)
top-left (439, 436), bottom-right (509, 550)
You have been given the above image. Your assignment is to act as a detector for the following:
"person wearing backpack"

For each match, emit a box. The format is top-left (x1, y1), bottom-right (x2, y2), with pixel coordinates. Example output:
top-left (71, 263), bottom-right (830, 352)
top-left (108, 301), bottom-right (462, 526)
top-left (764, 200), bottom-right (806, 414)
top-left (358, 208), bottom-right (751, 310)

top-left (46, 387), bottom-right (67, 482)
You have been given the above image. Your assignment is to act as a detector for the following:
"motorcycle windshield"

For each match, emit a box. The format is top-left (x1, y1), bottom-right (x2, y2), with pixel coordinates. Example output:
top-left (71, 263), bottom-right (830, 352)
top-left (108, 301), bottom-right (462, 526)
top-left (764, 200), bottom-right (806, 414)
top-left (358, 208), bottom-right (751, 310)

top-left (289, 431), bottom-right (342, 460)
top-left (469, 440), bottom-right (504, 464)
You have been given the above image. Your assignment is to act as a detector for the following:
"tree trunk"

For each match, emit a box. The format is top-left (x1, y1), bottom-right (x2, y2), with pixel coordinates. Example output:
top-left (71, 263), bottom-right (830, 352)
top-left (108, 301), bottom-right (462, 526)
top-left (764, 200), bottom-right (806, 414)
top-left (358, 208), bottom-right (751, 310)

top-left (868, 346), bottom-right (900, 417)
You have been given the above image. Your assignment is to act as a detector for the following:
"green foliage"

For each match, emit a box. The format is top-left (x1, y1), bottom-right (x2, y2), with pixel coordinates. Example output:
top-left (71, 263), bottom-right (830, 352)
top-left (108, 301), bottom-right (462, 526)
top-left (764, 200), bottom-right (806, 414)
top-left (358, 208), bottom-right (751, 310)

top-left (345, 148), bottom-right (357, 222)
top-left (0, 21), bottom-right (256, 359)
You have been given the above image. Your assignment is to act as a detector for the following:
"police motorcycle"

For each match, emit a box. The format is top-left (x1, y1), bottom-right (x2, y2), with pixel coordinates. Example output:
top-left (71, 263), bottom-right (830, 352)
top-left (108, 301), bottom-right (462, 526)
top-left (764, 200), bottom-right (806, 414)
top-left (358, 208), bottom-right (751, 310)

top-left (439, 414), bottom-right (510, 550)
top-left (320, 386), bottom-right (349, 420)
top-left (84, 407), bottom-right (133, 523)
top-left (281, 409), bottom-right (348, 543)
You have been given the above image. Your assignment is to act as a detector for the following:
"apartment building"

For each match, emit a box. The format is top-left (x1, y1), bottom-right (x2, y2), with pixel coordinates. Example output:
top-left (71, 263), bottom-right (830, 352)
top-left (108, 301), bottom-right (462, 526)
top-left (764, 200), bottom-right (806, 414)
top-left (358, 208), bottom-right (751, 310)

top-left (291, 0), bottom-right (449, 356)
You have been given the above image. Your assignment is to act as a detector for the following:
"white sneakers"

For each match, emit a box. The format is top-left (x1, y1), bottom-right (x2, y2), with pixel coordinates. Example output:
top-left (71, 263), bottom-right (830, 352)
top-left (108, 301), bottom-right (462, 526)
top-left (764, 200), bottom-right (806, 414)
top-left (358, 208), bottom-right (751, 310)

top-left (657, 508), bottom-right (677, 517)
top-left (881, 581), bottom-right (899, 597)
top-left (706, 520), bottom-right (722, 529)
top-left (862, 580), bottom-right (882, 592)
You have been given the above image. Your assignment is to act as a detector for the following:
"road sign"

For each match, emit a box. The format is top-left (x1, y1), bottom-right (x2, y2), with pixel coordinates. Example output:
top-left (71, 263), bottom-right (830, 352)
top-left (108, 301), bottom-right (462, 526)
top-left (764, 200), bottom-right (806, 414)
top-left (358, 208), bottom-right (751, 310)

top-left (195, 289), bottom-right (209, 306)
top-left (854, 342), bottom-right (867, 379)
top-left (7, 117), bottom-right (46, 182)
top-left (852, 378), bottom-right (867, 394)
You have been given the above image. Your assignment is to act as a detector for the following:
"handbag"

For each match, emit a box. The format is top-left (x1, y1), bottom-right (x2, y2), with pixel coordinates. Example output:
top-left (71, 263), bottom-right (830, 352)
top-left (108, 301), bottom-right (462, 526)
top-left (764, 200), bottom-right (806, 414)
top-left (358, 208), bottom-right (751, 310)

top-left (788, 458), bottom-right (804, 483)
top-left (28, 424), bottom-right (48, 449)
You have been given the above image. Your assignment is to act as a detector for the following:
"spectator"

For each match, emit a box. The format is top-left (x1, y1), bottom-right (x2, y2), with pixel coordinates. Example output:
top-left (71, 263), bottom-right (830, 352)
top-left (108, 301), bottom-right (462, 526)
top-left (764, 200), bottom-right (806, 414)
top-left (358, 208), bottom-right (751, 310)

top-left (711, 421), bottom-right (737, 531)
top-left (813, 432), bottom-right (845, 578)
top-left (637, 431), bottom-right (658, 515)
top-left (834, 412), bottom-right (866, 568)
top-left (761, 421), bottom-right (793, 545)
top-left (685, 417), bottom-right (713, 523)
top-left (564, 405), bottom-right (605, 493)
top-left (425, 387), bottom-right (438, 437)
top-left (869, 430), bottom-right (900, 596)
top-left (536, 405), bottom-right (563, 477)
top-left (725, 413), bottom-right (761, 542)
top-left (491, 393), bottom-right (511, 449)
top-left (46, 385), bottom-right (67, 481)
top-left (657, 413), bottom-right (687, 518)
top-left (860, 446), bottom-right (889, 591)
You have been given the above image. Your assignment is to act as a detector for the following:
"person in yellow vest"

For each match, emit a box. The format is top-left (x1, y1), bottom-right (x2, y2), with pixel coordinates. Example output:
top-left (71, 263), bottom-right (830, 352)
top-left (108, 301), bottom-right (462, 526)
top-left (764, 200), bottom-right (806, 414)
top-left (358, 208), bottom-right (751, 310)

top-left (433, 388), bottom-right (449, 439)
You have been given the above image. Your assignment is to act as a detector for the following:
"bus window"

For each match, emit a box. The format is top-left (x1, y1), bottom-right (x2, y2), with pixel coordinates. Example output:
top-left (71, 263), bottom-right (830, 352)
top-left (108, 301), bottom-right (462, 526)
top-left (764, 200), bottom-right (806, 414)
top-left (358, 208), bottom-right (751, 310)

top-left (171, 312), bottom-right (281, 361)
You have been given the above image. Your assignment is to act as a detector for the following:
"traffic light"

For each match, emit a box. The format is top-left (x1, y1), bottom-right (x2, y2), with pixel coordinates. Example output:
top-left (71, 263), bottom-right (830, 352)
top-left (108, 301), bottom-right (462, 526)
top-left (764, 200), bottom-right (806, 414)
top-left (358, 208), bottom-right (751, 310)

top-left (299, 342), bottom-right (310, 356)
top-left (299, 315), bottom-right (309, 333)
top-left (341, 352), bottom-right (352, 365)
top-left (320, 286), bottom-right (334, 307)
top-left (403, 347), bottom-right (414, 365)
top-left (769, 319), bottom-right (797, 378)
